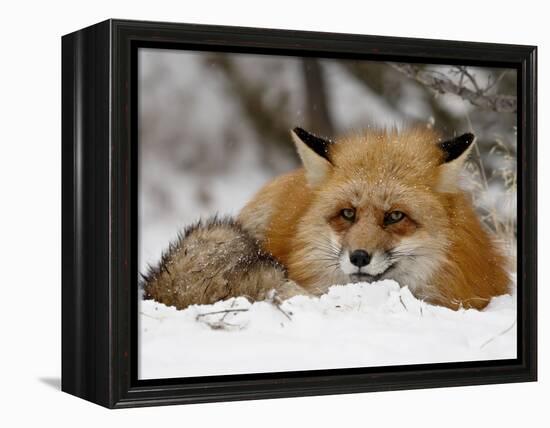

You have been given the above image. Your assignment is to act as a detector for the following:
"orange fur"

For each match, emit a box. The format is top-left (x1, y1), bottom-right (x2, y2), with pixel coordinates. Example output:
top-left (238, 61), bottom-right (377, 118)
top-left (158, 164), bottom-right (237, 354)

top-left (239, 127), bottom-right (510, 310)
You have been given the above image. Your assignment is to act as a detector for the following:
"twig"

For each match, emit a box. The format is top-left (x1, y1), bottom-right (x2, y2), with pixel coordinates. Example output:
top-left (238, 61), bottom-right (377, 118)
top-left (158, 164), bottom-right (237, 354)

top-left (139, 311), bottom-right (165, 321)
top-left (266, 290), bottom-right (293, 321)
top-left (196, 301), bottom-right (251, 330)
top-left (202, 320), bottom-right (248, 331)
top-left (399, 295), bottom-right (408, 311)
top-left (456, 66), bottom-right (481, 94)
top-left (389, 63), bottom-right (516, 113)
top-left (480, 319), bottom-right (517, 349)
top-left (279, 307), bottom-right (293, 320)
top-left (485, 70), bottom-right (509, 93)
top-left (196, 308), bottom-right (250, 319)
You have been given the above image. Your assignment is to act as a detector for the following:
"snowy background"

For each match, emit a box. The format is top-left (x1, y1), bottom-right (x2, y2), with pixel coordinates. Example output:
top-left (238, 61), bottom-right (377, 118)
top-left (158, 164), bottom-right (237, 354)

top-left (137, 48), bottom-right (517, 379)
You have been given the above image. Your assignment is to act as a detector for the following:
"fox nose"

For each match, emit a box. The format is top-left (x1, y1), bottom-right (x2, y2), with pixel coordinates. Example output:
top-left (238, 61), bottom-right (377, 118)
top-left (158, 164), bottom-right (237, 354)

top-left (349, 249), bottom-right (371, 267)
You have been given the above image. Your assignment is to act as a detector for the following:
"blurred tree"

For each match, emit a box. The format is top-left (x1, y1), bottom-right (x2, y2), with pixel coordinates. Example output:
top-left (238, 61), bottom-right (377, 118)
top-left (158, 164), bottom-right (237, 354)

top-left (301, 58), bottom-right (334, 137)
top-left (204, 54), bottom-right (297, 171)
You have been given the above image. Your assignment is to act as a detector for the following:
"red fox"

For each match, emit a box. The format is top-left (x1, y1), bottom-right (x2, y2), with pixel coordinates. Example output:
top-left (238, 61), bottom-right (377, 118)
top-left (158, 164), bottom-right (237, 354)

top-left (143, 127), bottom-right (510, 311)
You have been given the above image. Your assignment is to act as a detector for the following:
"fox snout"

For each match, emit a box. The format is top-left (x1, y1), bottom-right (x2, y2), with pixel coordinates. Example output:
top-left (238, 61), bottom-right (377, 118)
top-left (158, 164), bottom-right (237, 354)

top-left (349, 249), bottom-right (371, 267)
top-left (339, 245), bottom-right (396, 282)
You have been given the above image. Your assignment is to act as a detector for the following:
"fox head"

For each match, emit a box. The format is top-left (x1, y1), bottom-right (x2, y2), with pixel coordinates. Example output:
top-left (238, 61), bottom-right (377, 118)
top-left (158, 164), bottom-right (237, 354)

top-left (288, 126), bottom-right (475, 296)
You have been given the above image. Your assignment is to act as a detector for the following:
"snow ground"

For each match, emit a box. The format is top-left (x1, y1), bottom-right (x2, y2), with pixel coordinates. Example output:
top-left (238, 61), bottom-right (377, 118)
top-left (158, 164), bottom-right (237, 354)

top-left (139, 280), bottom-right (516, 379)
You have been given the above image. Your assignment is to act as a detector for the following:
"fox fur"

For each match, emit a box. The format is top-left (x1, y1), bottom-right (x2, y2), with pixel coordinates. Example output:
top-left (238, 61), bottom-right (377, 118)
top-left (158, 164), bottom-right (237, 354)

top-left (143, 127), bottom-right (510, 311)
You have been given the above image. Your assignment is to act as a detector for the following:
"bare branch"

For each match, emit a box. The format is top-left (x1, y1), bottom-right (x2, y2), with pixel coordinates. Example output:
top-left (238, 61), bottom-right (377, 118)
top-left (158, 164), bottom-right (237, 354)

top-left (389, 63), bottom-right (517, 113)
top-left (342, 61), bottom-right (461, 132)
top-left (455, 66), bottom-right (481, 93)
top-left (196, 301), bottom-right (250, 331)
top-left (195, 308), bottom-right (250, 319)
top-left (485, 70), bottom-right (509, 93)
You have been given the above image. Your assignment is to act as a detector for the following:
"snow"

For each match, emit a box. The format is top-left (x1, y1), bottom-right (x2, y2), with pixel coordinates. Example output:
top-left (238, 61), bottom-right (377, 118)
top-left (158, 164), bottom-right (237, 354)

top-left (139, 280), bottom-right (516, 379)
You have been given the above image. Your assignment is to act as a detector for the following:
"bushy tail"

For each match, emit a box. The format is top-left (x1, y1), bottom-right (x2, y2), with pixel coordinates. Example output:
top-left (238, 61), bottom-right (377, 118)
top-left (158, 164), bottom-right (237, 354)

top-left (141, 216), bottom-right (295, 310)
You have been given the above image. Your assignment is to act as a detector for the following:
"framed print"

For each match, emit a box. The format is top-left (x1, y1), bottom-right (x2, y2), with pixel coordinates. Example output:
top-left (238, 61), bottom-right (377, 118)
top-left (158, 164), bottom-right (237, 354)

top-left (62, 19), bottom-right (537, 408)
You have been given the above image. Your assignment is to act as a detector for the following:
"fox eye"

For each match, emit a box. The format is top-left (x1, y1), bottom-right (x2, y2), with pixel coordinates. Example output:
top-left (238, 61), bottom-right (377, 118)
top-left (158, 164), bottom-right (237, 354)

top-left (340, 208), bottom-right (356, 221)
top-left (384, 210), bottom-right (405, 225)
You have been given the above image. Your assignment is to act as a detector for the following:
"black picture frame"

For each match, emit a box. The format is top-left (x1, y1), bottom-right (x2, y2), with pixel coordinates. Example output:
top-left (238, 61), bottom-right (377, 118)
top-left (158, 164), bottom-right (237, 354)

top-left (61, 18), bottom-right (537, 408)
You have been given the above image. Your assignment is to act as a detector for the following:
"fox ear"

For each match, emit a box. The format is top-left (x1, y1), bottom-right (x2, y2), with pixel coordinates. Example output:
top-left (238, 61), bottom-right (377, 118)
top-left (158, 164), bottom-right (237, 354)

top-left (291, 127), bottom-right (333, 186)
top-left (439, 133), bottom-right (475, 163)
top-left (437, 133), bottom-right (475, 192)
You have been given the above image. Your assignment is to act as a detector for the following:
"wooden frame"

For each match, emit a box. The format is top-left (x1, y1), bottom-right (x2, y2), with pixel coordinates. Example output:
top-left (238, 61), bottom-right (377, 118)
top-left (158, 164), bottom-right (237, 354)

top-left (62, 19), bottom-right (537, 408)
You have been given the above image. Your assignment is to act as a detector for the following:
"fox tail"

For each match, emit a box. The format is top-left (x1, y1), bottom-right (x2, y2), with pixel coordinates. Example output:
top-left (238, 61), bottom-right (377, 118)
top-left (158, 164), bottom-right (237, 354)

top-left (142, 216), bottom-right (305, 310)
